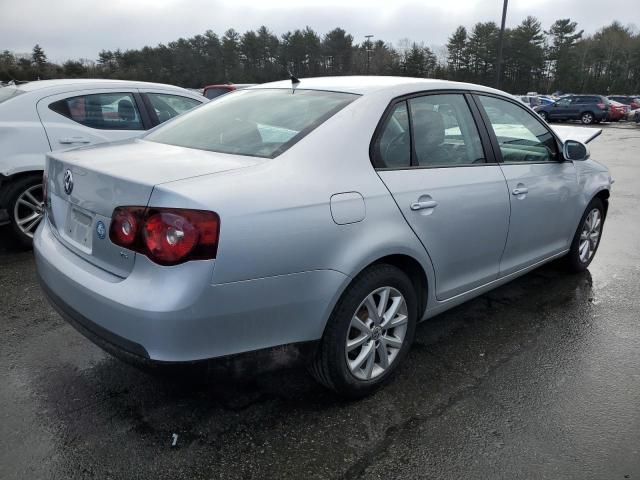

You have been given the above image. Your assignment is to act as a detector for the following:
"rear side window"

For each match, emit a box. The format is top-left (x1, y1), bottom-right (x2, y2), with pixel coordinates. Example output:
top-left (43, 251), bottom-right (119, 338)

top-left (478, 95), bottom-right (558, 163)
top-left (145, 93), bottom-right (201, 123)
top-left (204, 87), bottom-right (231, 99)
top-left (49, 93), bottom-right (143, 130)
top-left (146, 89), bottom-right (358, 158)
top-left (374, 102), bottom-right (411, 168)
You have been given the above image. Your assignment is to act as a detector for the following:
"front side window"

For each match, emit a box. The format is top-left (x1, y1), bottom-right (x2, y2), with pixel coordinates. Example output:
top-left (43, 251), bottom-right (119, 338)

top-left (146, 89), bottom-right (358, 158)
top-left (49, 93), bottom-right (143, 130)
top-left (409, 94), bottom-right (485, 167)
top-left (478, 95), bottom-right (558, 163)
top-left (146, 93), bottom-right (201, 123)
top-left (556, 98), bottom-right (570, 106)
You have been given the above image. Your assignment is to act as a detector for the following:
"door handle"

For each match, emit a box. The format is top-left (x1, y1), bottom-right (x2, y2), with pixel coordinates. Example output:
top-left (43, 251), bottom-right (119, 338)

top-left (59, 137), bottom-right (90, 145)
top-left (410, 200), bottom-right (439, 210)
top-left (512, 187), bottom-right (529, 195)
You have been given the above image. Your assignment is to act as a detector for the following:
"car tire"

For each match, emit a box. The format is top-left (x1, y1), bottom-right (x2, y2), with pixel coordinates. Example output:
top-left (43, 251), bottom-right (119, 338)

top-left (539, 111), bottom-right (548, 122)
top-left (6, 175), bottom-right (44, 248)
top-left (309, 264), bottom-right (418, 398)
top-left (581, 111), bottom-right (595, 125)
top-left (564, 198), bottom-right (605, 273)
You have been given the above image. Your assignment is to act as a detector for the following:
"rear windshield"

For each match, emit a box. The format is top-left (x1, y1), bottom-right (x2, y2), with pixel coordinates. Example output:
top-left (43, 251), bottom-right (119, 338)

top-left (146, 89), bottom-right (358, 158)
top-left (204, 87), bottom-right (231, 99)
top-left (0, 87), bottom-right (24, 105)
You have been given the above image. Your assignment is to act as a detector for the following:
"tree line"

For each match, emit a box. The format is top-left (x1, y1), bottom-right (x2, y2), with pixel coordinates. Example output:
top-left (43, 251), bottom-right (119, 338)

top-left (2, 17), bottom-right (639, 94)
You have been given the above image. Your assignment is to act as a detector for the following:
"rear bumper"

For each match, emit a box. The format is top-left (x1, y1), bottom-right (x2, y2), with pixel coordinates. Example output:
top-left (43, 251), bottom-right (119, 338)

top-left (34, 217), bottom-right (348, 362)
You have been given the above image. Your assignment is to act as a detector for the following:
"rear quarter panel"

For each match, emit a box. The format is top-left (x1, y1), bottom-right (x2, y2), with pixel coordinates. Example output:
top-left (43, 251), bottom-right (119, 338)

top-left (149, 91), bottom-right (437, 310)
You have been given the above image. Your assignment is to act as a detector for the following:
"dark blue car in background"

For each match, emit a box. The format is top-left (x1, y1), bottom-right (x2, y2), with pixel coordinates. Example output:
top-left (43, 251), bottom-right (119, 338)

top-left (534, 95), bottom-right (610, 124)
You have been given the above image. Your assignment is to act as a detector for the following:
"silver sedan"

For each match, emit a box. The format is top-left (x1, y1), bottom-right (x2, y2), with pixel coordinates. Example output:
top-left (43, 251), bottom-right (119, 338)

top-left (34, 76), bottom-right (612, 397)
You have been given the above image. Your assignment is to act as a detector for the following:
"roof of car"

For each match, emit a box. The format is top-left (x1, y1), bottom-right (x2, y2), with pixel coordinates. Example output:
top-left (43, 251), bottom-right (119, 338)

top-left (251, 76), bottom-right (509, 96)
top-left (16, 78), bottom-right (194, 94)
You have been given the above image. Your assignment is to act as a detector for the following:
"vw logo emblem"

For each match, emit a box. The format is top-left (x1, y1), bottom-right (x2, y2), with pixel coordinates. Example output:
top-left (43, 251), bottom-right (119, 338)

top-left (63, 169), bottom-right (74, 195)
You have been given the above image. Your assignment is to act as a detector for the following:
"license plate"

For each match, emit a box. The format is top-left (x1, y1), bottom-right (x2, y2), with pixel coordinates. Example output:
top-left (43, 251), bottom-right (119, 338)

top-left (64, 206), bottom-right (94, 251)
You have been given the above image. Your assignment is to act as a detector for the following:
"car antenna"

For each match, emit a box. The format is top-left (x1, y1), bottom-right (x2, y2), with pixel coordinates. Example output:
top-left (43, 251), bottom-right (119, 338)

top-left (287, 70), bottom-right (300, 94)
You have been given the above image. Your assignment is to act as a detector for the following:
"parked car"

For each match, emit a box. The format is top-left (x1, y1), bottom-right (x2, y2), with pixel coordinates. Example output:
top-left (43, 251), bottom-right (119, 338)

top-left (35, 76), bottom-right (611, 397)
top-left (534, 94), bottom-right (610, 124)
top-left (607, 95), bottom-right (640, 111)
top-left (203, 83), bottom-right (257, 100)
top-left (607, 100), bottom-right (630, 122)
top-left (0, 79), bottom-right (206, 245)
top-left (538, 96), bottom-right (555, 106)
top-left (518, 95), bottom-right (541, 108)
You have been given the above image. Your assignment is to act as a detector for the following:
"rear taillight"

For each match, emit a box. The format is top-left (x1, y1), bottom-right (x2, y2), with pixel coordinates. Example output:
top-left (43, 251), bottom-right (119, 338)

top-left (109, 207), bottom-right (220, 266)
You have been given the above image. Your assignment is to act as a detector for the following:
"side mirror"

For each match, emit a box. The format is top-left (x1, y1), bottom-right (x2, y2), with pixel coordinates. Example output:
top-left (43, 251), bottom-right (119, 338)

top-left (563, 139), bottom-right (590, 161)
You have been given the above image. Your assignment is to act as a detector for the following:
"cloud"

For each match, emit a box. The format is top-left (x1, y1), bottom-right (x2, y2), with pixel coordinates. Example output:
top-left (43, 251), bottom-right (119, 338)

top-left (0, 0), bottom-right (637, 62)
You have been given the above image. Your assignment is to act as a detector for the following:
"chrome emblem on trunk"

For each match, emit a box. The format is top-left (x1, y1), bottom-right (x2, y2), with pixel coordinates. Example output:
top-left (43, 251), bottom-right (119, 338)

top-left (63, 169), bottom-right (74, 195)
top-left (96, 221), bottom-right (106, 239)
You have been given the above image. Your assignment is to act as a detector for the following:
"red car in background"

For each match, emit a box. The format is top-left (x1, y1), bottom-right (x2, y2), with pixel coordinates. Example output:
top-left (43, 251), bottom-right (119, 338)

top-left (202, 83), bottom-right (257, 100)
top-left (608, 95), bottom-right (640, 111)
top-left (608, 100), bottom-right (630, 122)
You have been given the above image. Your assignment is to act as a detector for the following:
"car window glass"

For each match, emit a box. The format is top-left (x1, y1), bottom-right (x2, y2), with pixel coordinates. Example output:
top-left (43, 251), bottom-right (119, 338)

top-left (146, 93), bottom-right (201, 123)
top-left (478, 95), bottom-right (558, 163)
top-left (49, 93), bottom-right (143, 130)
top-left (557, 98), bottom-right (570, 106)
top-left (146, 89), bottom-right (357, 159)
top-left (409, 94), bottom-right (485, 167)
top-left (204, 88), bottom-right (230, 99)
top-left (374, 101), bottom-right (410, 168)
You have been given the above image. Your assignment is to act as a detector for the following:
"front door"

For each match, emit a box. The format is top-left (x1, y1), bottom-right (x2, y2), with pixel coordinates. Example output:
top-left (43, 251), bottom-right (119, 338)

top-left (475, 94), bottom-right (581, 276)
top-left (373, 93), bottom-right (510, 300)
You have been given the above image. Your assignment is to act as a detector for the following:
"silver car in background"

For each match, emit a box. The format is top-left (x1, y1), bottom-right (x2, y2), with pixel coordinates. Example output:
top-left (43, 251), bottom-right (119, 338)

top-left (34, 76), bottom-right (612, 397)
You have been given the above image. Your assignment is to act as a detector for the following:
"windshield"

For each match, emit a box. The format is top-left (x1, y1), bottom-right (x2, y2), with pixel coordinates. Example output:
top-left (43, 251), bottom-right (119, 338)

top-left (146, 89), bottom-right (358, 158)
top-left (0, 87), bottom-right (24, 105)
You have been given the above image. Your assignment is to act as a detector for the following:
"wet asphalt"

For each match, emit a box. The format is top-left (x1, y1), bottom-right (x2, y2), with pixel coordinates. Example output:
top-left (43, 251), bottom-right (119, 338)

top-left (1, 124), bottom-right (639, 480)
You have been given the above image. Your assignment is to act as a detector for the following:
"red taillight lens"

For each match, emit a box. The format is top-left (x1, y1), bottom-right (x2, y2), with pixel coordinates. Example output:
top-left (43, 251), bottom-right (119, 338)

top-left (110, 207), bottom-right (144, 247)
top-left (109, 207), bottom-right (220, 266)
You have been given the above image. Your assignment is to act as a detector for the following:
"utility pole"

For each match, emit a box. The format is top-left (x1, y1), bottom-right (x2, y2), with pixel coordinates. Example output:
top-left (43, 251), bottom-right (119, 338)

top-left (495, 0), bottom-right (508, 88)
top-left (365, 35), bottom-right (374, 74)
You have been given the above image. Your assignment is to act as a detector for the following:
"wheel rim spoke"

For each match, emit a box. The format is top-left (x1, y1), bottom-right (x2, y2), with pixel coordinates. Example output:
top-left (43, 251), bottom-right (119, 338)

top-left (349, 342), bottom-right (374, 371)
top-left (381, 334), bottom-right (403, 350)
top-left (14, 184), bottom-right (44, 239)
top-left (347, 332), bottom-right (370, 352)
top-left (364, 294), bottom-right (381, 325)
top-left (380, 296), bottom-right (402, 329)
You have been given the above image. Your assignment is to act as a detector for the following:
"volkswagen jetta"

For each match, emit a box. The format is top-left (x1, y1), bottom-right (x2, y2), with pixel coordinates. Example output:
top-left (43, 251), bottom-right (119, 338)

top-left (34, 77), bottom-right (612, 397)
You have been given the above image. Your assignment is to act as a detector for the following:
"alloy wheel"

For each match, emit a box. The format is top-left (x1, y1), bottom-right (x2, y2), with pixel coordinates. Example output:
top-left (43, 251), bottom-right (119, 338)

top-left (345, 286), bottom-right (408, 380)
top-left (582, 112), bottom-right (594, 124)
top-left (13, 183), bottom-right (44, 239)
top-left (579, 208), bottom-right (601, 263)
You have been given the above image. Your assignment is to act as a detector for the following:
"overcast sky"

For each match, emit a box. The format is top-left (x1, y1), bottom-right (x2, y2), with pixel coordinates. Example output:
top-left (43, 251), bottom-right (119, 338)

top-left (1, 0), bottom-right (638, 62)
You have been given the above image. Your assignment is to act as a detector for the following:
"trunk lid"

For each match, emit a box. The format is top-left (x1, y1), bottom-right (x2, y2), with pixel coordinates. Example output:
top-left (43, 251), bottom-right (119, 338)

top-left (46, 139), bottom-right (262, 277)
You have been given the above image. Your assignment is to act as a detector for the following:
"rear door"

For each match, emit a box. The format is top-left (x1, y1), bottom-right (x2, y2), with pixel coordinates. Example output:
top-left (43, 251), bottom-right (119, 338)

top-left (474, 94), bottom-right (580, 276)
top-left (374, 92), bottom-right (510, 300)
top-left (37, 89), bottom-right (150, 150)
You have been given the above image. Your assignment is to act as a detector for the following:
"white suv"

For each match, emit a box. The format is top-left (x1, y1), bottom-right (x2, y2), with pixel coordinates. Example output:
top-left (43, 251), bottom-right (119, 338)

top-left (0, 79), bottom-right (206, 245)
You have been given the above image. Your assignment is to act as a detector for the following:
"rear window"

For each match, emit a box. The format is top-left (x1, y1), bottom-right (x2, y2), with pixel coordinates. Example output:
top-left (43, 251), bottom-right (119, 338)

top-left (204, 88), bottom-right (232, 99)
top-left (146, 89), bottom-right (358, 158)
top-left (0, 87), bottom-right (24, 105)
